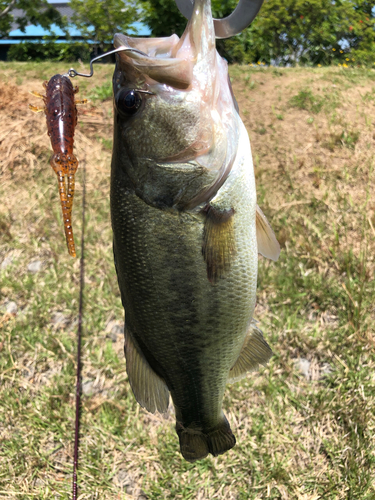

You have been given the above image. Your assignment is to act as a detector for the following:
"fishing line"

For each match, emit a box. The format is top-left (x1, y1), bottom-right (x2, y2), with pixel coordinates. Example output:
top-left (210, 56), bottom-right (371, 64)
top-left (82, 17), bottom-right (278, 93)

top-left (72, 159), bottom-right (86, 500)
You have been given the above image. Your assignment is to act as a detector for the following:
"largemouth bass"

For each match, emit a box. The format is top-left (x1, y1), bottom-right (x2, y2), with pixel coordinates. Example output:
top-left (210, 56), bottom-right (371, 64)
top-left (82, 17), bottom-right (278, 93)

top-left (110, 0), bottom-right (280, 462)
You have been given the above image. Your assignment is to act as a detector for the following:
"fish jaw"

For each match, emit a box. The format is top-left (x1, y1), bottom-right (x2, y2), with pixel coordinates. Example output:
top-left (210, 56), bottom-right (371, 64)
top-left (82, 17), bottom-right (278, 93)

top-left (112, 0), bottom-right (239, 211)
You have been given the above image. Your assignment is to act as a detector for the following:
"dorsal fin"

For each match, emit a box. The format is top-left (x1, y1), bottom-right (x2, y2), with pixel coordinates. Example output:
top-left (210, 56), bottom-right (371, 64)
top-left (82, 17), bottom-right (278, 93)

top-left (256, 205), bottom-right (280, 261)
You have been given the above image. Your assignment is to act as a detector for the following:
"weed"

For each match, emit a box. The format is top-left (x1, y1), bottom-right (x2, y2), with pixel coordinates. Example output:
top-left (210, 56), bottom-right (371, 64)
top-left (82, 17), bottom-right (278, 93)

top-left (271, 105), bottom-right (284, 120)
top-left (255, 125), bottom-right (267, 135)
top-left (244, 74), bottom-right (256, 90)
top-left (340, 129), bottom-right (360, 148)
top-left (290, 89), bottom-right (324, 113)
top-left (98, 136), bottom-right (113, 150)
top-left (362, 88), bottom-right (375, 102)
top-left (322, 128), bottom-right (360, 151)
top-left (248, 80), bottom-right (256, 90)
top-left (88, 82), bottom-right (113, 102)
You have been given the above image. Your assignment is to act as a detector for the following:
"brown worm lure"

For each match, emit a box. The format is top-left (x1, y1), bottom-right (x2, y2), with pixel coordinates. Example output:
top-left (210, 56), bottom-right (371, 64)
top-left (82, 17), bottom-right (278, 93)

top-left (30, 74), bottom-right (86, 257)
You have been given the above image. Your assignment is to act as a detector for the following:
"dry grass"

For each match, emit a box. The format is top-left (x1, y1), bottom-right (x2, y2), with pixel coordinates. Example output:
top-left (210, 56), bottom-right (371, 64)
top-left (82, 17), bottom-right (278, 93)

top-left (0, 62), bottom-right (374, 499)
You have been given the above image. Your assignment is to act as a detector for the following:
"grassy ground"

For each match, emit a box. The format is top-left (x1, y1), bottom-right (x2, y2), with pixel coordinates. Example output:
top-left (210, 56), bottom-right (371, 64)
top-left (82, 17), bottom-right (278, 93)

top-left (0, 61), bottom-right (374, 499)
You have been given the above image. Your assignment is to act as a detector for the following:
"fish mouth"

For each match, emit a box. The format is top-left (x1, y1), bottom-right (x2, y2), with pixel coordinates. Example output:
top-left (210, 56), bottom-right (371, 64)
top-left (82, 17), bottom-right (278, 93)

top-left (113, 0), bottom-right (216, 90)
top-left (113, 33), bottom-right (194, 90)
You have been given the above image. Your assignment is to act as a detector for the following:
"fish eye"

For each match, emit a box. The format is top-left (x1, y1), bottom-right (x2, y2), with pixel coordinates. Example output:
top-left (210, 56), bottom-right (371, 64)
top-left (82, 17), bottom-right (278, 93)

top-left (115, 89), bottom-right (142, 116)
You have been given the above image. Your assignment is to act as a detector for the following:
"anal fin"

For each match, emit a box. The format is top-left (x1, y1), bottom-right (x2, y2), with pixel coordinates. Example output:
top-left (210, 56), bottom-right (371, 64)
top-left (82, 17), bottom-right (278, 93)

top-left (228, 320), bottom-right (273, 383)
top-left (256, 205), bottom-right (280, 261)
top-left (125, 326), bottom-right (169, 414)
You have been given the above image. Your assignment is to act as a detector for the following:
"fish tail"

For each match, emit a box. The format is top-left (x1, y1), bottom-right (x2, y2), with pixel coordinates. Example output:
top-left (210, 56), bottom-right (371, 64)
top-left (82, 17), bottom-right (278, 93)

top-left (176, 415), bottom-right (236, 462)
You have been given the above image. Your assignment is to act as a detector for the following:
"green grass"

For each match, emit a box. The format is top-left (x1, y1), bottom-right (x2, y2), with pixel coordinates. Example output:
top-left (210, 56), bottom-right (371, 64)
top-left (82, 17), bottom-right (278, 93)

top-left (0, 62), bottom-right (374, 499)
top-left (321, 66), bottom-right (375, 86)
top-left (362, 87), bottom-right (375, 102)
top-left (289, 89), bottom-right (325, 113)
top-left (88, 82), bottom-right (113, 102)
top-left (321, 128), bottom-right (360, 151)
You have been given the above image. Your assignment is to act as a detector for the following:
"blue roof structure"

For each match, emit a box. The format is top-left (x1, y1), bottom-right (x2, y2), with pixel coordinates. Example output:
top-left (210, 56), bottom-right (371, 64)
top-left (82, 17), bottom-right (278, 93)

top-left (8, 24), bottom-right (82, 38)
top-left (4, 1), bottom-right (151, 42)
top-left (0, 0), bottom-right (151, 59)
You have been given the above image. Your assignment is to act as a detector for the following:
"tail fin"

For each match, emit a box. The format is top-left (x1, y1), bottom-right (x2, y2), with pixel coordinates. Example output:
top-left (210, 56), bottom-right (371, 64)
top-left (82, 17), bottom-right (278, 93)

top-left (176, 415), bottom-right (236, 462)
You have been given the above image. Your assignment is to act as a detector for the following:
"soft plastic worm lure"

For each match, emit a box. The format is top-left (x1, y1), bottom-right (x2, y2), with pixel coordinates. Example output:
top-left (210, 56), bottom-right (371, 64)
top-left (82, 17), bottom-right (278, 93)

top-left (30, 74), bottom-right (86, 257)
top-left (29, 52), bottom-right (148, 258)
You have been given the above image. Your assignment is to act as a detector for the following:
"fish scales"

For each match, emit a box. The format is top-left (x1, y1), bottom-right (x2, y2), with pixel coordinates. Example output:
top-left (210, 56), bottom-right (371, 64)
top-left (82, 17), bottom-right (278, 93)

top-left (110, 0), bottom-right (279, 461)
top-left (111, 194), bottom-right (255, 429)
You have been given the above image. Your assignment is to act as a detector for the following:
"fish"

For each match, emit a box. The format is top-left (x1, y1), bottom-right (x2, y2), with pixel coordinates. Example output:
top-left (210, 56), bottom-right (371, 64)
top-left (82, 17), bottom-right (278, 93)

top-left (110, 0), bottom-right (280, 462)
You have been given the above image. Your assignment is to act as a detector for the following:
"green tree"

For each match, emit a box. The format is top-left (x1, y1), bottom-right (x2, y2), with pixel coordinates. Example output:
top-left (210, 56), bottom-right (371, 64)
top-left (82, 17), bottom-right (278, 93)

top-left (141, 0), bottom-right (239, 37)
top-left (0, 0), bottom-right (64, 38)
top-left (140, 0), bottom-right (375, 65)
top-left (140, 0), bottom-right (247, 62)
top-left (347, 0), bottom-right (375, 65)
top-left (245, 0), bottom-right (375, 65)
top-left (139, 0), bottom-right (186, 37)
top-left (69, 0), bottom-right (140, 53)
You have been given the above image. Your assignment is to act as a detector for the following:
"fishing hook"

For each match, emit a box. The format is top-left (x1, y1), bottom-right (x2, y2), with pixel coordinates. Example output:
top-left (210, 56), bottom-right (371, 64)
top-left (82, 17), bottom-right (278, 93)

top-left (67, 47), bottom-right (149, 78)
top-left (174, 0), bottom-right (264, 39)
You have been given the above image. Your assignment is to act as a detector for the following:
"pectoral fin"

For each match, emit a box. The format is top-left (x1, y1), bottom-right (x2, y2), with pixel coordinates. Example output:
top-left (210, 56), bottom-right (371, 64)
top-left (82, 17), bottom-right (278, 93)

top-left (202, 204), bottom-right (236, 284)
top-left (228, 321), bottom-right (273, 383)
top-left (125, 326), bottom-right (170, 414)
top-left (256, 205), bottom-right (280, 261)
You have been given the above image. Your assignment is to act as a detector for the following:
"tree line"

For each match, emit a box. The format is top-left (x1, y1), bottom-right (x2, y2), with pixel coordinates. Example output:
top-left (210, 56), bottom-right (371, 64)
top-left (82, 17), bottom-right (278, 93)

top-left (2, 0), bottom-right (374, 65)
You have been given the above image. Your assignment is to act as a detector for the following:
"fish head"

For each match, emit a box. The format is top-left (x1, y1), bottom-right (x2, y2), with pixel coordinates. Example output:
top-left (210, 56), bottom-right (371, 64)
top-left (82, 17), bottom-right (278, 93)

top-left (112, 0), bottom-right (239, 210)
